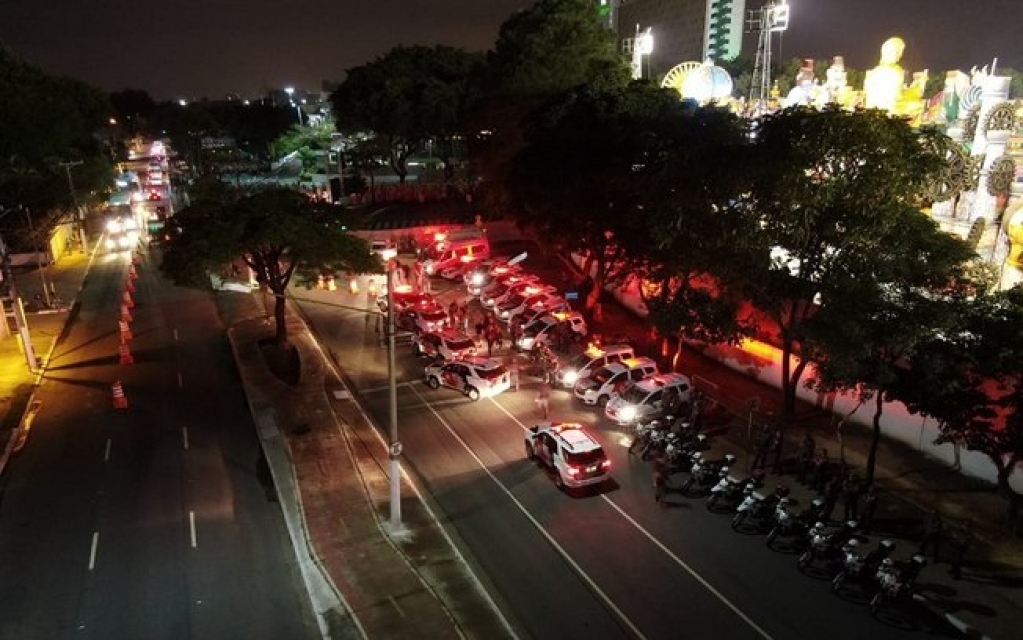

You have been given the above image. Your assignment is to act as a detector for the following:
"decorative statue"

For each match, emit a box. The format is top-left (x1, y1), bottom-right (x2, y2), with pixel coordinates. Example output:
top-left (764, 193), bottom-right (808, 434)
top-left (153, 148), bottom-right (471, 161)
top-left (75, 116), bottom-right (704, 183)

top-left (864, 37), bottom-right (907, 112)
top-left (896, 70), bottom-right (929, 122)
top-left (784, 59), bottom-right (817, 107)
top-left (821, 56), bottom-right (855, 108)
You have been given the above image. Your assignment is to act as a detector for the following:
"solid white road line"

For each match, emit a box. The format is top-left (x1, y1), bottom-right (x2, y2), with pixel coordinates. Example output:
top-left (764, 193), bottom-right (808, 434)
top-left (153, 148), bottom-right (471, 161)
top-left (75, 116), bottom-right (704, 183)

top-left (103, 439), bottom-right (111, 462)
top-left (177, 372), bottom-right (183, 388)
top-left (189, 511), bottom-right (197, 548)
top-left (182, 426), bottom-right (189, 450)
top-left (88, 532), bottom-right (99, 570)
top-left (409, 385), bottom-right (648, 640)
top-left (490, 396), bottom-right (775, 640)
top-left (173, 328), bottom-right (179, 341)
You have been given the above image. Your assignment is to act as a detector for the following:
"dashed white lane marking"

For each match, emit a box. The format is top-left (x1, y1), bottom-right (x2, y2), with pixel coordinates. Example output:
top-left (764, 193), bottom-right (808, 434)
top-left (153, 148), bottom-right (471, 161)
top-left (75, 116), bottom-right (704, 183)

top-left (173, 328), bottom-right (179, 341)
top-left (177, 372), bottom-right (183, 388)
top-left (88, 532), bottom-right (99, 570)
top-left (189, 511), bottom-right (197, 548)
top-left (103, 439), bottom-right (111, 462)
top-left (182, 427), bottom-right (189, 450)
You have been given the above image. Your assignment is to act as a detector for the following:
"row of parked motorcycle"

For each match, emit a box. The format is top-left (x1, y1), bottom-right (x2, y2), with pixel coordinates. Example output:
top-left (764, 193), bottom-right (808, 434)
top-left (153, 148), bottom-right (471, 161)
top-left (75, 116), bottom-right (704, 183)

top-left (629, 415), bottom-right (927, 616)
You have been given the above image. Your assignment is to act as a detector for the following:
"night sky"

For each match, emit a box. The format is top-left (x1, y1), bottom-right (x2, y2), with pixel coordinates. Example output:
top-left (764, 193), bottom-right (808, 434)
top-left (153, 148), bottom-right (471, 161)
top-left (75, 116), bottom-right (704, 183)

top-left (0, 0), bottom-right (1019, 101)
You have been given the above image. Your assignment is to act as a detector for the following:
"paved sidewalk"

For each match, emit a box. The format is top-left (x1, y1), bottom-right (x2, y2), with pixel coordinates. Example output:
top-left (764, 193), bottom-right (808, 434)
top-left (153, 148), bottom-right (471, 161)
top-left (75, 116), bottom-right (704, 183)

top-left (1, 249), bottom-right (93, 475)
top-left (221, 290), bottom-right (515, 639)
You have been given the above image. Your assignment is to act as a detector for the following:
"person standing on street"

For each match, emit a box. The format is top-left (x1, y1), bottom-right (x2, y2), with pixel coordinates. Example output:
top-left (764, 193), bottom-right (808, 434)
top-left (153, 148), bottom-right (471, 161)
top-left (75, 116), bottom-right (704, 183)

top-left (842, 474), bottom-right (862, 522)
top-left (860, 484), bottom-right (880, 533)
top-left (797, 433), bottom-right (816, 484)
top-left (536, 380), bottom-right (551, 419)
top-left (508, 358), bottom-right (520, 392)
top-left (653, 452), bottom-right (669, 506)
top-left (948, 527), bottom-right (974, 580)
top-left (920, 509), bottom-right (944, 561)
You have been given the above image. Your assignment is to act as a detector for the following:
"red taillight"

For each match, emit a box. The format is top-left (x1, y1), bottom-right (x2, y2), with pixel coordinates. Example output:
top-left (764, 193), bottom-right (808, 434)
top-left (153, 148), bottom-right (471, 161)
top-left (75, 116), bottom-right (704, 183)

top-left (601, 460), bottom-right (612, 470)
top-left (565, 466), bottom-right (580, 476)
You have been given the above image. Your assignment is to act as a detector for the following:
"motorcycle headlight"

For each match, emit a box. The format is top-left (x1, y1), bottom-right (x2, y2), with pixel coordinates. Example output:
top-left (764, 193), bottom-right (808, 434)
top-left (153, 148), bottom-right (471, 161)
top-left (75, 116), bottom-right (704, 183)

top-left (471, 273), bottom-right (484, 286)
top-left (563, 370), bottom-right (579, 385)
top-left (620, 406), bottom-right (637, 422)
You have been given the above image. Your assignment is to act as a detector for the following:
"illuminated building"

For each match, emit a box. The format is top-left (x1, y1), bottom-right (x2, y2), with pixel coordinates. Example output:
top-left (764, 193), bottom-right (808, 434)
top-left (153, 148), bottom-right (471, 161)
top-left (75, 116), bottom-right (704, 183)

top-left (616, 0), bottom-right (747, 78)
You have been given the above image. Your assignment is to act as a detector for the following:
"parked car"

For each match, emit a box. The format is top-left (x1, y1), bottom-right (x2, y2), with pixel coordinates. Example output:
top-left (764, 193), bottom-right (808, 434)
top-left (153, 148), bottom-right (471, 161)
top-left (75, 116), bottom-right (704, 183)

top-left (412, 330), bottom-right (478, 361)
top-left (479, 274), bottom-right (540, 306)
top-left (396, 306), bottom-right (449, 334)
top-left (497, 291), bottom-right (562, 323)
top-left (554, 343), bottom-right (636, 389)
top-left (516, 311), bottom-right (588, 351)
top-left (604, 372), bottom-right (693, 425)
top-left (424, 357), bottom-right (511, 401)
top-left (573, 357), bottom-right (659, 407)
top-left (525, 422), bottom-right (612, 490)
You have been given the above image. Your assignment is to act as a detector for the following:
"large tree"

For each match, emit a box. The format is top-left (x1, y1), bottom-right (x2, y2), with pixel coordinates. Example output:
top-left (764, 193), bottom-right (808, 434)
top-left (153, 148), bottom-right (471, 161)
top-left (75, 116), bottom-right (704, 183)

top-left (470, 0), bottom-right (630, 209)
top-left (807, 230), bottom-right (975, 484)
top-left (892, 286), bottom-right (1023, 528)
top-left (507, 82), bottom-right (674, 313)
top-left (739, 106), bottom-right (953, 438)
top-left (331, 45), bottom-right (483, 183)
top-left (161, 187), bottom-right (378, 343)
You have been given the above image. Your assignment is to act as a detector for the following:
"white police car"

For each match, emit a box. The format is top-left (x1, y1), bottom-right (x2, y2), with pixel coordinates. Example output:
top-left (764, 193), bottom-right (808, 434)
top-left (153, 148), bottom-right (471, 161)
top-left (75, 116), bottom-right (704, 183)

top-left (604, 372), bottom-right (692, 425)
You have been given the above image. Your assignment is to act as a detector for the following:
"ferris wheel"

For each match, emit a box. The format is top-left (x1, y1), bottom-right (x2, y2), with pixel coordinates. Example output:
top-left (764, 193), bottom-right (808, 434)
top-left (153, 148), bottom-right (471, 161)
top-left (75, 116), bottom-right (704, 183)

top-left (660, 61), bottom-right (703, 97)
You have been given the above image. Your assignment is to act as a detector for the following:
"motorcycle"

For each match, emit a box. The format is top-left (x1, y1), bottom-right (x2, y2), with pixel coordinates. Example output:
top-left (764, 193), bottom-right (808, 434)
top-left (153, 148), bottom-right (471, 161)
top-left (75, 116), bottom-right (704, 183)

top-left (681, 453), bottom-right (736, 496)
top-left (628, 419), bottom-right (661, 457)
top-left (833, 539), bottom-right (895, 593)
top-left (665, 435), bottom-right (705, 473)
top-left (707, 468), bottom-right (764, 512)
top-left (732, 484), bottom-right (790, 532)
top-left (767, 497), bottom-right (824, 548)
top-left (797, 520), bottom-right (859, 572)
top-left (869, 555), bottom-right (927, 614)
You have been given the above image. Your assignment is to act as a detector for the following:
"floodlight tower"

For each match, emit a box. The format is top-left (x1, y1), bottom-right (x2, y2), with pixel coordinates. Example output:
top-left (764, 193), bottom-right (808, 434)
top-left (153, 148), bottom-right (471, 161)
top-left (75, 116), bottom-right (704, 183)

top-left (747, 0), bottom-right (790, 114)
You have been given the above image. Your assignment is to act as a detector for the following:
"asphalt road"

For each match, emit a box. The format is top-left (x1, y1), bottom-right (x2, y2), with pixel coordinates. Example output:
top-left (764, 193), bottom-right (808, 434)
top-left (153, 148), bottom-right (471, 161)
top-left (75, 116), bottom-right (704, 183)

top-left (0, 248), bottom-right (314, 640)
top-left (291, 243), bottom-right (963, 640)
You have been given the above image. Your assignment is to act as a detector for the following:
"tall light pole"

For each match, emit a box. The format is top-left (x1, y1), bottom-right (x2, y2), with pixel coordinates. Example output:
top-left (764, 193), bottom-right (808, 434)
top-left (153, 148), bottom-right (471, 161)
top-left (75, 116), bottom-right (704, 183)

top-left (631, 26), bottom-right (654, 80)
top-left (385, 262), bottom-right (403, 531)
top-left (21, 207), bottom-right (52, 308)
top-left (59, 160), bottom-right (87, 252)
top-left (284, 87), bottom-right (303, 125)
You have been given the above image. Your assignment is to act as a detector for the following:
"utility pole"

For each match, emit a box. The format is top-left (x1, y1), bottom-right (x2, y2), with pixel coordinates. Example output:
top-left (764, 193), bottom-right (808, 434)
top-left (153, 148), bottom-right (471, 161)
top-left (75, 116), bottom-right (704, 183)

top-left (59, 160), bottom-right (87, 252)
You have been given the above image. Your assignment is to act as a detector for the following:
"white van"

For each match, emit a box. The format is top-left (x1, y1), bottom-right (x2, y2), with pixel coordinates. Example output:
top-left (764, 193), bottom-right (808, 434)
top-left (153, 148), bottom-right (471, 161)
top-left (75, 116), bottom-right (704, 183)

top-left (423, 238), bottom-right (491, 275)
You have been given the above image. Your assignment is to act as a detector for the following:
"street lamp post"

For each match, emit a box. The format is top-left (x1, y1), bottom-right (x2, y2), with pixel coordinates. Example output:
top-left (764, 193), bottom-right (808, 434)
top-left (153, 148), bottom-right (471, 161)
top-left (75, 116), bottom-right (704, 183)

top-left (284, 87), bottom-right (303, 126)
top-left (385, 263), bottom-right (403, 531)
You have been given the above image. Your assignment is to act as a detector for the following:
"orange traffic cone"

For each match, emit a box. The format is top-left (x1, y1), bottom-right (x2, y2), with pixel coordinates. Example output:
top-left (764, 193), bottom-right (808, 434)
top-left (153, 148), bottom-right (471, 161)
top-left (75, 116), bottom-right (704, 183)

top-left (119, 320), bottom-right (132, 341)
top-left (317, 275), bottom-right (326, 290)
top-left (327, 276), bottom-right (336, 291)
top-left (112, 381), bottom-right (128, 409)
top-left (120, 304), bottom-right (133, 323)
top-left (119, 341), bottom-right (134, 365)
top-left (123, 290), bottom-right (134, 308)
top-left (349, 277), bottom-right (359, 295)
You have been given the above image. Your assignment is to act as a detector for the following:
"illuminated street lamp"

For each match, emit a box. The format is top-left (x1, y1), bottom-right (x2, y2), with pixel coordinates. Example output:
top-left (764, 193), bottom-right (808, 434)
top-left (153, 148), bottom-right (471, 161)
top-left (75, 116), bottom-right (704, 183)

top-left (284, 87), bottom-right (303, 125)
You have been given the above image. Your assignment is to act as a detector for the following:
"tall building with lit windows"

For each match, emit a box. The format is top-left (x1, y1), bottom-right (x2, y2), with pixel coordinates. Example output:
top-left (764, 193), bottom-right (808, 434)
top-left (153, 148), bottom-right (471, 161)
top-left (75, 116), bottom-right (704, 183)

top-left (616, 0), bottom-right (748, 79)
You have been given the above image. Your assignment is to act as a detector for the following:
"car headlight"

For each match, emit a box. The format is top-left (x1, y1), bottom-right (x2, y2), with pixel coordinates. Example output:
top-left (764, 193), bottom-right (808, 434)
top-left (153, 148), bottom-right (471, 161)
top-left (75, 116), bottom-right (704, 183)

top-left (620, 406), bottom-right (637, 422)
top-left (106, 220), bottom-right (123, 233)
top-left (563, 370), bottom-right (579, 385)
top-left (105, 237), bottom-right (116, 249)
top-left (471, 273), bottom-right (484, 286)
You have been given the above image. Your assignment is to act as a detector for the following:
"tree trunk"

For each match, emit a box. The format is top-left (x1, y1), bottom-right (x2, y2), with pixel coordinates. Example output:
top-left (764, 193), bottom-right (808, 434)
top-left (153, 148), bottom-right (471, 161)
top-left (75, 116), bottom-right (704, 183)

top-left (774, 352), bottom-right (808, 470)
top-left (995, 456), bottom-right (1022, 534)
top-left (274, 290), bottom-right (288, 344)
top-left (865, 392), bottom-right (884, 486)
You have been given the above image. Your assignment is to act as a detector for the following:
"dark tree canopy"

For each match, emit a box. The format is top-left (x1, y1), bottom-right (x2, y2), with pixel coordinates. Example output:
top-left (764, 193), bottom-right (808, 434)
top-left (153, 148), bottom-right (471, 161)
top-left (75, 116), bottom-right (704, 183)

top-left (331, 45), bottom-right (484, 182)
top-left (161, 187), bottom-right (378, 342)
